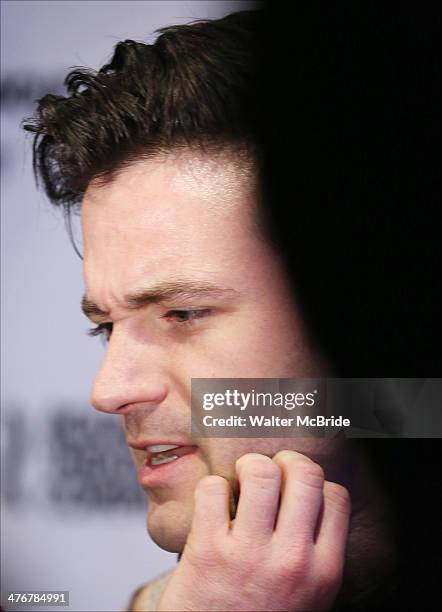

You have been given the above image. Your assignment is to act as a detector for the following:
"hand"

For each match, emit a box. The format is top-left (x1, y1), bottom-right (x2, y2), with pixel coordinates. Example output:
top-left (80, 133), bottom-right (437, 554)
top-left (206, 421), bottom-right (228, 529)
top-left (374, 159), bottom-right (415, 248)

top-left (157, 450), bottom-right (351, 611)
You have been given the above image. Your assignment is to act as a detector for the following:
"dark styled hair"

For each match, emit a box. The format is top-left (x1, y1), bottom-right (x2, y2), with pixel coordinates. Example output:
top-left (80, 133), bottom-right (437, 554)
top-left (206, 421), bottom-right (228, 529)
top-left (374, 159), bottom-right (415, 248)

top-left (23, 10), bottom-right (263, 215)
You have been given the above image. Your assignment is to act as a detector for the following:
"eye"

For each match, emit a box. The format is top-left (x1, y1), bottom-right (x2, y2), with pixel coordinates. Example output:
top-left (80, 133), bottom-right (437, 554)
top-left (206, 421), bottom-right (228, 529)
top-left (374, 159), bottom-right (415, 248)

top-left (87, 322), bottom-right (113, 341)
top-left (161, 309), bottom-right (211, 325)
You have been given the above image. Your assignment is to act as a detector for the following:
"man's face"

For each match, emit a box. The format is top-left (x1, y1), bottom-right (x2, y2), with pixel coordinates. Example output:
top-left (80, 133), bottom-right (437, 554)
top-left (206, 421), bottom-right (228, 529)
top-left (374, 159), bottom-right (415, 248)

top-left (81, 149), bottom-right (338, 552)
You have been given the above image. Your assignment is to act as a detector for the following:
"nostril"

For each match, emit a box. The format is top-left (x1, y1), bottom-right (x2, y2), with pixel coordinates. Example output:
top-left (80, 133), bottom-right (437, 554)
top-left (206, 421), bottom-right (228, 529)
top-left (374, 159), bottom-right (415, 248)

top-left (90, 392), bottom-right (128, 414)
top-left (114, 400), bottom-right (165, 416)
top-left (115, 403), bottom-right (132, 414)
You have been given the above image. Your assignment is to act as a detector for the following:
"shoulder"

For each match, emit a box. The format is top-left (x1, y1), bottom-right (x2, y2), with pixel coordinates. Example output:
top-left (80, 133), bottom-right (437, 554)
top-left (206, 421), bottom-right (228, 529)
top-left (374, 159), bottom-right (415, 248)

top-left (125, 571), bottom-right (172, 612)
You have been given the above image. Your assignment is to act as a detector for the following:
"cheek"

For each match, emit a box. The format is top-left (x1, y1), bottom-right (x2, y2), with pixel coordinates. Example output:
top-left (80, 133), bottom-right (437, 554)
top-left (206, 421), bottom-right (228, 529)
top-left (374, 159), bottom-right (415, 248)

top-left (208, 314), bottom-right (307, 376)
top-left (162, 308), bottom-right (316, 383)
top-left (203, 439), bottom-right (282, 477)
top-left (128, 446), bottom-right (144, 469)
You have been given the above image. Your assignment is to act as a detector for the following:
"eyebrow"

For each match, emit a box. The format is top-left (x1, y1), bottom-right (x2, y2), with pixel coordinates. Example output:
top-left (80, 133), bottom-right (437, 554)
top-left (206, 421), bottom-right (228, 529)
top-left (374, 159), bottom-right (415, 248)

top-left (81, 280), bottom-right (238, 320)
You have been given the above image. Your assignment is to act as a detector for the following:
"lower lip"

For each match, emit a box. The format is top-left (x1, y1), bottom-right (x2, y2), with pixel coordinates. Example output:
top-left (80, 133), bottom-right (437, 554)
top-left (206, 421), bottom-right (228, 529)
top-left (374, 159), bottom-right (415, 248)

top-left (138, 446), bottom-right (198, 488)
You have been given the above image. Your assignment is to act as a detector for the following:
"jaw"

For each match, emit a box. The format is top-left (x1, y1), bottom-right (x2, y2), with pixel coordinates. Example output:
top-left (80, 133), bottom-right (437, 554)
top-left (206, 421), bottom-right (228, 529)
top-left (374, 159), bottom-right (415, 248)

top-left (146, 497), bottom-right (193, 553)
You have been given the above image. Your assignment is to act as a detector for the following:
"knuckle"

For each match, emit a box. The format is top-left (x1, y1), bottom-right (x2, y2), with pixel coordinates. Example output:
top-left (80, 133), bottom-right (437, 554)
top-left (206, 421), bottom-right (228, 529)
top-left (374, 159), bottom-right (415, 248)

top-left (273, 451), bottom-right (324, 482)
top-left (185, 533), bottom-right (224, 567)
top-left (286, 541), bottom-right (311, 567)
top-left (272, 449), bottom-right (313, 465)
top-left (324, 481), bottom-right (351, 514)
top-left (272, 536), bottom-right (312, 567)
top-left (274, 548), bottom-right (311, 582)
top-left (236, 453), bottom-right (280, 481)
top-left (208, 536), bottom-right (228, 564)
top-left (295, 460), bottom-right (325, 488)
top-left (194, 475), bottom-right (227, 498)
top-left (235, 452), bottom-right (270, 468)
top-left (317, 559), bottom-right (343, 590)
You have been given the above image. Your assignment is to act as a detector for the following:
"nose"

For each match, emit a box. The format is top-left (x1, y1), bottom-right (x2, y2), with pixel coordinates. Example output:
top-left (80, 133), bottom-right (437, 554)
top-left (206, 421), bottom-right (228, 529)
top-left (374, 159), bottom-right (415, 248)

top-left (91, 328), bottom-right (168, 414)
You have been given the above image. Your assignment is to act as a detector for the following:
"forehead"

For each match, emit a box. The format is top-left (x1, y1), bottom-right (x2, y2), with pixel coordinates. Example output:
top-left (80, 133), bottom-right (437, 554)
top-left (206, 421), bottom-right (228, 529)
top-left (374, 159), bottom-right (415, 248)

top-left (82, 148), bottom-right (256, 230)
top-left (81, 150), bottom-right (265, 297)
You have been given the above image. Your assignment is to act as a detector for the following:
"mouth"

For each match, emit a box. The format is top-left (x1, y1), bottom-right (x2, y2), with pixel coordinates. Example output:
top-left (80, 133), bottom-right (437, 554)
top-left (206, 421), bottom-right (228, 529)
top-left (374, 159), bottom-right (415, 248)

top-left (130, 441), bottom-right (199, 488)
top-left (145, 443), bottom-right (197, 466)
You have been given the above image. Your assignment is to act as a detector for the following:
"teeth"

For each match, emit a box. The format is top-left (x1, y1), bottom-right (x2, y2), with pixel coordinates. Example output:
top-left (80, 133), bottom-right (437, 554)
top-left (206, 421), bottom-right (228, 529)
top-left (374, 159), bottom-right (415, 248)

top-left (151, 453), bottom-right (178, 466)
top-left (146, 444), bottom-right (180, 453)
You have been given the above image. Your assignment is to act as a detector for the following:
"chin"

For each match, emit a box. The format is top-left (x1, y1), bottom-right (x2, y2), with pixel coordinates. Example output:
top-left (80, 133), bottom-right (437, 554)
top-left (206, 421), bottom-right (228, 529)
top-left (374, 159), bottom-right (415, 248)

top-left (146, 499), bottom-right (192, 553)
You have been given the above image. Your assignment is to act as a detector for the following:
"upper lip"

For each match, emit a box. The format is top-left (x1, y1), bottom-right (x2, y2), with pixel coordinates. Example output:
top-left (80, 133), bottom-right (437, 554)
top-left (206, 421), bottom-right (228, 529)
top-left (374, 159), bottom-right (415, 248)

top-left (127, 439), bottom-right (197, 466)
top-left (127, 439), bottom-right (195, 451)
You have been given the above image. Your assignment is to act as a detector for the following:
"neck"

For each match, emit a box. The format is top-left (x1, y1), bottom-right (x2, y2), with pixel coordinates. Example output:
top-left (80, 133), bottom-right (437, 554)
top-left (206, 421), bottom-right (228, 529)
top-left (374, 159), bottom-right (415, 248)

top-left (333, 440), bottom-right (398, 609)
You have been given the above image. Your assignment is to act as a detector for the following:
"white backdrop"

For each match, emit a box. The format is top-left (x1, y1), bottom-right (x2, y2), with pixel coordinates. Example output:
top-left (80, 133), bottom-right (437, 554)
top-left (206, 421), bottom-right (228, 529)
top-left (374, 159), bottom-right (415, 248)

top-left (0, 2), bottom-right (256, 611)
